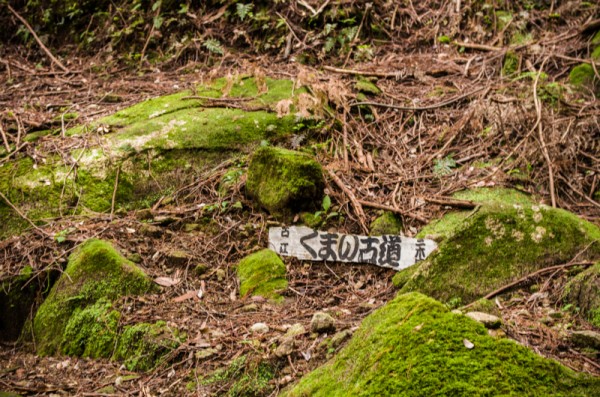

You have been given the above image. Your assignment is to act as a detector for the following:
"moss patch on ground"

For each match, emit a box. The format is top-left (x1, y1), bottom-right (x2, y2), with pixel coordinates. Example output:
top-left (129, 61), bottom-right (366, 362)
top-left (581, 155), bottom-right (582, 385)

top-left (236, 249), bottom-right (287, 302)
top-left (32, 239), bottom-right (154, 355)
top-left (396, 189), bottom-right (600, 304)
top-left (569, 63), bottom-right (599, 94)
top-left (246, 146), bottom-right (324, 216)
top-left (370, 211), bottom-right (403, 236)
top-left (562, 262), bottom-right (600, 327)
top-left (113, 321), bottom-right (183, 371)
top-left (284, 292), bottom-right (600, 397)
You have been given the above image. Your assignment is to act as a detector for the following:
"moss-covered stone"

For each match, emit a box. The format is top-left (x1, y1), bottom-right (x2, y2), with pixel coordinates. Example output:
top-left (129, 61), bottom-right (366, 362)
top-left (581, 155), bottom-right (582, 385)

top-left (61, 298), bottom-right (120, 358)
top-left (113, 321), bottom-right (183, 371)
top-left (0, 76), bottom-right (314, 238)
top-left (32, 239), bottom-right (153, 355)
top-left (237, 249), bottom-right (287, 302)
top-left (569, 64), bottom-right (599, 94)
top-left (395, 189), bottom-right (600, 304)
top-left (502, 51), bottom-right (519, 76)
top-left (355, 77), bottom-right (381, 95)
top-left (370, 211), bottom-right (403, 236)
top-left (563, 262), bottom-right (600, 327)
top-left (284, 292), bottom-right (600, 397)
top-left (246, 147), bottom-right (324, 215)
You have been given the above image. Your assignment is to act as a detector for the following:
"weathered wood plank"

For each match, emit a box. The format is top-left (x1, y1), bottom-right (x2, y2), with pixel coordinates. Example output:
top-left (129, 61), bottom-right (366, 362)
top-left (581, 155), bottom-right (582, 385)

top-left (268, 226), bottom-right (437, 271)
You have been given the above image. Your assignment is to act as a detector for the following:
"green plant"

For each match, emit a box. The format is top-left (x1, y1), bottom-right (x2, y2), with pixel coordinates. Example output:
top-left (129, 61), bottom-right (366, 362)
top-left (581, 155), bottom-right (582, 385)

top-left (433, 154), bottom-right (457, 176)
top-left (203, 39), bottom-right (224, 55)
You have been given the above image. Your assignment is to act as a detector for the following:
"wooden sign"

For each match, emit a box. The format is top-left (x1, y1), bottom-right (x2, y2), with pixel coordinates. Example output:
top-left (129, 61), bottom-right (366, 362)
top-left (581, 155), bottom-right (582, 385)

top-left (268, 226), bottom-right (437, 271)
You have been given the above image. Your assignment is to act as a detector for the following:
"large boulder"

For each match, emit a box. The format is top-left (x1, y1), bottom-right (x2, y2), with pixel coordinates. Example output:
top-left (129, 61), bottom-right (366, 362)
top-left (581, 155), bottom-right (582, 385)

top-left (237, 249), bottom-right (287, 302)
top-left (0, 76), bottom-right (316, 238)
top-left (284, 292), bottom-right (600, 396)
top-left (32, 239), bottom-right (154, 355)
top-left (246, 146), bottom-right (324, 216)
top-left (394, 188), bottom-right (600, 304)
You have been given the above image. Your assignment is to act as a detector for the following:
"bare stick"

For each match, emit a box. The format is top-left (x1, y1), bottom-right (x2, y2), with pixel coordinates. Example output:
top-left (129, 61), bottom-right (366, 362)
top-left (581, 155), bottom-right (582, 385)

top-left (0, 122), bottom-right (10, 152)
top-left (5, 3), bottom-right (69, 73)
top-left (358, 199), bottom-right (428, 224)
top-left (327, 169), bottom-right (368, 233)
top-left (467, 261), bottom-right (595, 304)
top-left (342, 108), bottom-right (349, 170)
top-left (0, 191), bottom-right (48, 235)
top-left (453, 41), bottom-right (502, 52)
top-left (323, 65), bottom-right (406, 79)
top-left (110, 166), bottom-right (121, 220)
top-left (424, 197), bottom-right (477, 209)
top-left (352, 86), bottom-right (487, 112)
top-left (533, 58), bottom-right (556, 208)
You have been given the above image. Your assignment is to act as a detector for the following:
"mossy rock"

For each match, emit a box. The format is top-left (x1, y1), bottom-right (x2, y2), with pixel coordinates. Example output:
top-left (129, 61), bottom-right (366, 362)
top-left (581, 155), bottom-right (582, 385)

top-left (32, 239), bottom-right (154, 355)
top-left (246, 147), bottom-right (324, 216)
top-left (0, 76), bottom-right (315, 238)
top-left (113, 321), bottom-right (183, 371)
top-left (370, 211), bottom-right (403, 236)
top-left (563, 262), bottom-right (600, 327)
top-left (237, 249), bottom-right (287, 302)
top-left (61, 298), bottom-right (120, 358)
top-left (569, 64), bottom-right (599, 94)
top-left (283, 292), bottom-right (600, 397)
top-left (394, 188), bottom-right (600, 303)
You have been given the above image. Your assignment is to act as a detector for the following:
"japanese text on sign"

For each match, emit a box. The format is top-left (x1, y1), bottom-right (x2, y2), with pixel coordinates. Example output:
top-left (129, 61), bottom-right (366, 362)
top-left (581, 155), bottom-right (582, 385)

top-left (268, 226), bottom-right (437, 271)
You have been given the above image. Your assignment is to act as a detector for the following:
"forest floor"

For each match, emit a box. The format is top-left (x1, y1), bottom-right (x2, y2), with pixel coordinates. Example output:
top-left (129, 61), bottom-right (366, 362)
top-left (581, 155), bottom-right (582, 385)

top-left (1, 3), bottom-right (600, 396)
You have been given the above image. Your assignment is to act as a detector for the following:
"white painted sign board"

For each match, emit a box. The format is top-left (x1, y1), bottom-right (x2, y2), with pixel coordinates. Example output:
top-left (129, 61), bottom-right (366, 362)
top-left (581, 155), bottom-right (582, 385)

top-left (268, 226), bottom-right (437, 271)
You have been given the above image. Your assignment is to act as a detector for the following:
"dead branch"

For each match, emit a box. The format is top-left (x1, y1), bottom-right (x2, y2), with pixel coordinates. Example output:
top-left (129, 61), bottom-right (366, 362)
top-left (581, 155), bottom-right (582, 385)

top-left (5, 3), bottom-right (70, 73)
top-left (358, 200), bottom-right (428, 224)
top-left (327, 169), bottom-right (368, 233)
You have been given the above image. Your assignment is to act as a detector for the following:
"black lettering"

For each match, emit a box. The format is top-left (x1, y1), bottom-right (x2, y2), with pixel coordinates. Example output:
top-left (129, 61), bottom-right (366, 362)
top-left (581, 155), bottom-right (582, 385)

top-left (281, 227), bottom-right (290, 238)
top-left (299, 230), bottom-right (319, 259)
top-left (415, 239), bottom-right (426, 262)
top-left (359, 237), bottom-right (379, 264)
top-left (279, 243), bottom-right (289, 254)
top-left (318, 233), bottom-right (338, 261)
top-left (338, 235), bottom-right (359, 261)
top-left (379, 236), bottom-right (402, 268)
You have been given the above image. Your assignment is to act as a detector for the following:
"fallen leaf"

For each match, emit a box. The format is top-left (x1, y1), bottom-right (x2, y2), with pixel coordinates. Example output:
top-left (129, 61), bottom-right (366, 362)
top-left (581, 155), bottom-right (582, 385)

top-left (463, 339), bottom-right (474, 349)
top-left (154, 277), bottom-right (181, 287)
top-left (172, 290), bottom-right (198, 303)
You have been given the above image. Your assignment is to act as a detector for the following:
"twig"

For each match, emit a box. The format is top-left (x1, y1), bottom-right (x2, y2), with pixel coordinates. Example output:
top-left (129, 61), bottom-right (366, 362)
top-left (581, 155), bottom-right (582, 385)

top-left (0, 122), bottom-right (10, 152)
top-left (5, 3), bottom-right (69, 73)
top-left (0, 191), bottom-right (48, 236)
top-left (327, 169), bottom-right (368, 233)
top-left (323, 65), bottom-right (406, 78)
top-left (424, 197), bottom-right (477, 209)
top-left (342, 108), bottom-right (349, 170)
top-left (453, 41), bottom-right (502, 52)
top-left (357, 199), bottom-right (428, 223)
top-left (558, 174), bottom-right (600, 209)
top-left (180, 95), bottom-right (253, 102)
top-left (275, 12), bottom-right (302, 45)
top-left (533, 58), bottom-right (556, 208)
top-left (351, 86), bottom-right (487, 111)
top-left (110, 166), bottom-right (121, 220)
top-left (469, 261), bottom-right (595, 304)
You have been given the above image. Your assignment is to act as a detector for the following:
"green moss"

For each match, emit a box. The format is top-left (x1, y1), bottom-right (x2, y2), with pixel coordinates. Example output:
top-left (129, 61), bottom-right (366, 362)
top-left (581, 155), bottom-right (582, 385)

top-left (502, 51), bottom-right (519, 76)
top-left (437, 35), bottom-right (451, 44)
top-left (370, 211), bottom-right (403, 236)
top-left (464, 298), bottom-right (501, 317)
top-left (397, 202), bottom-right (600, 303)
top-left (246, 146), bottom-right (324, 215)
top-left (355, 77), bottom-right (381, 95)
top-left (284, 292), bottom-right (600, 397)
top-left (569, 64), bottom-right (599, 93)
top-left (510, 31), bottom-right (533, 45)
top-left (592, 46), bottom-right (600, 61)
top-left (563, 262), bottom-right (600, 327)
top-left (237, 249), bottom-right (287, 302)
top-left (417, 188), bottom-right (534, 241)
top-left (196, 355), bottom-right (275, 396)
top-left (32, 239), bottom-right (153, 355)
top-left (495, 11), bottom-right (513, 31)
top-left (61, 298), bottom-right (120, 358)
top-left (113, 321), bottom-right (183, 371)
